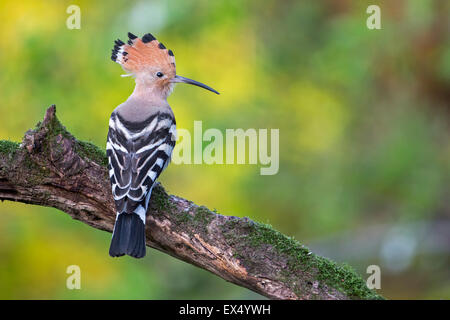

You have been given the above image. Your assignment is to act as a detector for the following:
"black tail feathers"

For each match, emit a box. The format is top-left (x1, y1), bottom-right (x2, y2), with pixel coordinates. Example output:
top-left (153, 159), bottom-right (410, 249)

top-left (109, 213), bottom-right (146, 258)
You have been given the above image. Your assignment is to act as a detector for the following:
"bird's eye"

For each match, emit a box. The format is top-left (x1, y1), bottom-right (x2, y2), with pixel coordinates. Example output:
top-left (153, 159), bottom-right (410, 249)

top-left (156, 72), bottom-right (164, 78)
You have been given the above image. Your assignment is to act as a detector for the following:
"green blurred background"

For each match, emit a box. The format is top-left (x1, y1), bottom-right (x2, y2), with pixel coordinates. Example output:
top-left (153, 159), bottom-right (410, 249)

top-left (0, 0), bottom-right (449, 299)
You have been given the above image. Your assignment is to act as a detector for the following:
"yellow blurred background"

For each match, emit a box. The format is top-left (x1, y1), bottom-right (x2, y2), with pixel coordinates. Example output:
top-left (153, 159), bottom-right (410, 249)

top-left (0, 0), bottom-right (449, 299)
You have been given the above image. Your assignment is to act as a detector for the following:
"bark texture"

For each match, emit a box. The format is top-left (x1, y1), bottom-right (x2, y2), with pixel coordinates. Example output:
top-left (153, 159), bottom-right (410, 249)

top-left (0, 105), bottom-right (382, 300)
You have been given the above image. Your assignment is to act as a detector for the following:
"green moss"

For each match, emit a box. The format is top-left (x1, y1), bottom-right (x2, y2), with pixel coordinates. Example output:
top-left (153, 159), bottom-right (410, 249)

top-left (29, 112), bottom-right (72, 158)
top-left (171, 205), bottom-right (215, 236)
top-left (0, 140), bottom-right (20, 155)
top-left (150, 184), bottom-right (215, 230)
top-left (21, 152), bottom-right (51, 185)
top-left (247, 222), bottom-right (310, 256)
top-left (32, 111), bottom-right (108, 168)
top-left (75, 140), bottom-right (108, 167)
top-left (312, 257), bottom-right (383, 300)
top-left (41, 114), bottom-right (72, 140)
top-left (222, 219), bottom-right (312, 264)
top-left (174, 211), bottom-right (192, 224)
top-left (221, 219), bottom-right (383, 300)
top-left (251, 222), bottom-right (382, 299)
top-left (193, 206), bottom-right (214, 225)
top-left (151, 186), bottom-right (175, 212)
top-left (190, 206), bottom-right (215, 234)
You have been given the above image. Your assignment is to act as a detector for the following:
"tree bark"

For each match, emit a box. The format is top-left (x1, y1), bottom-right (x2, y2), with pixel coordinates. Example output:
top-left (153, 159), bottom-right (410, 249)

top-left (0, 105), bottom-right (382, 300)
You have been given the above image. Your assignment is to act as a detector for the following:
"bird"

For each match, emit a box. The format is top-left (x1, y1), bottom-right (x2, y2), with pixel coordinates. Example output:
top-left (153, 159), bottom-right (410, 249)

top-left (108, 32), bottom-right (219, 258)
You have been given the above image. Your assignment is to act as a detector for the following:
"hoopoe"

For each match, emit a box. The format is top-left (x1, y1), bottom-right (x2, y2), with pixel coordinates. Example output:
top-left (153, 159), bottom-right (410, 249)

top-left (108, 32), bottom-right (219, 258)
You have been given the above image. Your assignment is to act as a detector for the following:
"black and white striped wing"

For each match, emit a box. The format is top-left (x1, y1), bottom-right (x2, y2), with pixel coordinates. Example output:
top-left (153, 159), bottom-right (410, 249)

top-left (107, 112), bottom-right (176, 217)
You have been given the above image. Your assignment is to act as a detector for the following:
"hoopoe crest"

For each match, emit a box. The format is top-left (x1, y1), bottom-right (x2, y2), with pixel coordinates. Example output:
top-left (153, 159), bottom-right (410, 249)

top-left (112, 32), bottom-right (218, 98)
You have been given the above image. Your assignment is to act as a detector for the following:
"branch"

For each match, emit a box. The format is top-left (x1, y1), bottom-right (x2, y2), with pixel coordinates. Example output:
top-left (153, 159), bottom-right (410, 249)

top-left (0, 105), bottom-right (382, 300)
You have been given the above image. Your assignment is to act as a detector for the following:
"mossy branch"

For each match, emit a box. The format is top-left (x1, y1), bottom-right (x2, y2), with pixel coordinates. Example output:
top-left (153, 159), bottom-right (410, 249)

top-left (0, 105), bottom-right (383, 300)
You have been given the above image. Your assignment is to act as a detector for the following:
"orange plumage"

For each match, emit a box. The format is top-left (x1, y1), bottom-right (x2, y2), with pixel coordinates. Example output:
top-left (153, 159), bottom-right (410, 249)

top-left (112, 32), bottom-right (176, 78)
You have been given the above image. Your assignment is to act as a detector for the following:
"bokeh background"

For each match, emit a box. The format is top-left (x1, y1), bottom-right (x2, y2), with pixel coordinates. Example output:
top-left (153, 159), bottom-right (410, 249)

top-left (0, 0), bottom-right (449, 299)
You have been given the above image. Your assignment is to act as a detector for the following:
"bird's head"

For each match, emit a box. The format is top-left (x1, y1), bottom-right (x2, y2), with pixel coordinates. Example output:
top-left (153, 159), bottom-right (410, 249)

top-left (112, 32), bottom-right (219, 99)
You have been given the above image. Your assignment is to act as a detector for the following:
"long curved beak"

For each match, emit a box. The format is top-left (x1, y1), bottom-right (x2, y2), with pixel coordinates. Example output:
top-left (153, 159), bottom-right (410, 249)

top-left (171, 75), bottom-right (220, 95)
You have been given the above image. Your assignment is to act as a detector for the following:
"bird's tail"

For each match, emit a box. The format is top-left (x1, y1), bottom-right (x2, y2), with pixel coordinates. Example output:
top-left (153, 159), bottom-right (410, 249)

top-left (109, 213), bottom-right (146, 258)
